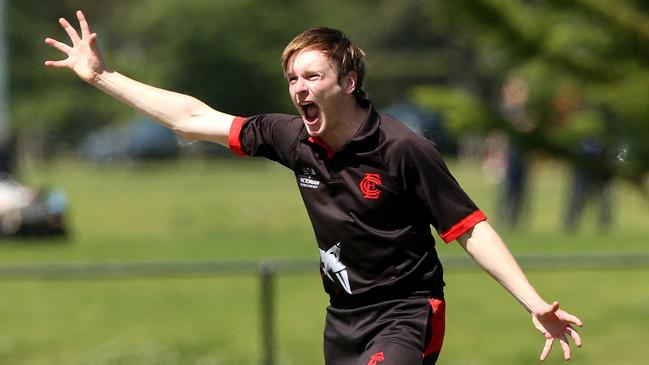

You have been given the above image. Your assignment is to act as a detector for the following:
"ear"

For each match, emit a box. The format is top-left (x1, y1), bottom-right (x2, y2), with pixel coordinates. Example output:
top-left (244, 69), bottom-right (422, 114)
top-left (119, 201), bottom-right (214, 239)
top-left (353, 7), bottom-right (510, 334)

top-left (342, 71), bottom-right (358, 95)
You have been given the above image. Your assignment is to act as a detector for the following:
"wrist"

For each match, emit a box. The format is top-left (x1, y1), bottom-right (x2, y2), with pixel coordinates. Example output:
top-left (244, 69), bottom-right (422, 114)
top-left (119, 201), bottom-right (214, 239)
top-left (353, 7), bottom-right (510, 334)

top-left (89, 68), bottom-right (106, 85)
top-left (91, 68), bottom-right (117, 90)
top-left (525, 298), bottom-right (550, 316)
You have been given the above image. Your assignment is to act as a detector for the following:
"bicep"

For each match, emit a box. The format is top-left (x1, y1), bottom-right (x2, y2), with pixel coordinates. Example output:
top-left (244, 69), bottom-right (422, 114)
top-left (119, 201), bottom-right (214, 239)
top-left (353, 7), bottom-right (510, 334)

top-left (399, 139), bottom-right (483, 239)
top-left (175, 103), bottom-right (236, 147)
top-left (456, 220), bottom-right (499, 257)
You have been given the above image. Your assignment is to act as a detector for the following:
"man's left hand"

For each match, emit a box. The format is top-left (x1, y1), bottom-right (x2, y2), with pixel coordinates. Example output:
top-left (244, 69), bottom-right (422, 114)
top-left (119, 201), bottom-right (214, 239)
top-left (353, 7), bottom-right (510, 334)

top-left (531, 301), bottom-right (583, 361)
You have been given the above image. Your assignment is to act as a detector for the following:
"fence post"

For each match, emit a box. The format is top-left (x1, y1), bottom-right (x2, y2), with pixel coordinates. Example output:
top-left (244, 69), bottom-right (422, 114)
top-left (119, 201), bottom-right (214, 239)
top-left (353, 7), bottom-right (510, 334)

top-left (259, 261), bottom-right (275, 365)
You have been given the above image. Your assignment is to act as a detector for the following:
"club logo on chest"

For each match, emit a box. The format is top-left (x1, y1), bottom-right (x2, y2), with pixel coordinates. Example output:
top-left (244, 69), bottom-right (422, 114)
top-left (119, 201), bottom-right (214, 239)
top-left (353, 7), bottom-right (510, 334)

top-left (359, 173), bottom-right (382, 199)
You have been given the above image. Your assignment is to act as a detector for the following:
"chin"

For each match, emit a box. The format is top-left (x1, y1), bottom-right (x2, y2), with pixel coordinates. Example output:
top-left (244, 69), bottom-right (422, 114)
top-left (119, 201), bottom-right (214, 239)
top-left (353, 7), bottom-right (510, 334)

top-left (303, 120), bottom-right (325, 137)
top-left (306, 128), bottom-right (323, 137)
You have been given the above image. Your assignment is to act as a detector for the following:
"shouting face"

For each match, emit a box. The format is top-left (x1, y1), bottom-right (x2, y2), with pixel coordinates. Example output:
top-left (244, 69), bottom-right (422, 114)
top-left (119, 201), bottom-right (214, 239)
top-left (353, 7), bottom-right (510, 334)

top-left (286, 50), bottom-right (356, 139)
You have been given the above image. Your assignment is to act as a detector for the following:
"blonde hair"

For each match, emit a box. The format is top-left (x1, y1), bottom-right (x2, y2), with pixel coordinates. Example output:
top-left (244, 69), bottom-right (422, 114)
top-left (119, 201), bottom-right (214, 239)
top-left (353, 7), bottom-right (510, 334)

top-left (281, 27), bottom-right (368, 102)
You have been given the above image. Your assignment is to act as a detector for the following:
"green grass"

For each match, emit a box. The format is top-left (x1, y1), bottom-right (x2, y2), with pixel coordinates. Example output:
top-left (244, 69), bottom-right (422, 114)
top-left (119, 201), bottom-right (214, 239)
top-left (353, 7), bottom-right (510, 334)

top-left (2, 159), bottom-right (317, 263)
top-left (0, 157), bottom-right (647, 364)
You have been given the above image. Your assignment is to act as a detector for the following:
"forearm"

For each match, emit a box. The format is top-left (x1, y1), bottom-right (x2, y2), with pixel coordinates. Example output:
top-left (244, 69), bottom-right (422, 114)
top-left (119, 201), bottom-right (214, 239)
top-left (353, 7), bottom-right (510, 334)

top-left (457, 221), bottom-right (547, 315)
top-left (92, 70), bottom-right (233, 145)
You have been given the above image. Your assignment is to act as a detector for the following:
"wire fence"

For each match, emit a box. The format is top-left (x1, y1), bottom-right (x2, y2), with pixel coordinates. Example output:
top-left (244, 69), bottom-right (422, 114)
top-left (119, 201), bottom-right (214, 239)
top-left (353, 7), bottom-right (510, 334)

top-left (1, 253), bottom-right (648, 365)
top-left (1, 253), bottom-right (648, 280)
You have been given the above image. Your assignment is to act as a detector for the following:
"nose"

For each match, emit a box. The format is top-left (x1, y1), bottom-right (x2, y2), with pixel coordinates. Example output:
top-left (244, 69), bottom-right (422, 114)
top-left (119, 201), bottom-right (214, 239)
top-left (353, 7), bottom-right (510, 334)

top-left (293, 77), bottom-right (309, 95)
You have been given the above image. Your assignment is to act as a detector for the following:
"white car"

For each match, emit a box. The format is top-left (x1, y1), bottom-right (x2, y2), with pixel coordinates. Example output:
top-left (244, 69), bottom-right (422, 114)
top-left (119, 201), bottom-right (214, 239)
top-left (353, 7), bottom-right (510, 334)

top-left (0, 175), bottom-right (67, 238)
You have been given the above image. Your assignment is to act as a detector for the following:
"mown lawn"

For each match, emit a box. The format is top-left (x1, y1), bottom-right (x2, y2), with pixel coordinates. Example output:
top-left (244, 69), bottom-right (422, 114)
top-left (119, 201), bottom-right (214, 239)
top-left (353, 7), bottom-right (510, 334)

top-left (0, 157), bottom-right (647, 364)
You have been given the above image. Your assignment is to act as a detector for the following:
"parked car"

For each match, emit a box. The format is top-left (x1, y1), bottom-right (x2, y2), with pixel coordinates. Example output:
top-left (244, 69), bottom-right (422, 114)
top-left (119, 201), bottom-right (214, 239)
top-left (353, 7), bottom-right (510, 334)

top-left (80, 116), bottom-right (259, 161)
top-left (80, 117), bottom-right (181, 162)
top-left (0, 174), bottom-right (68, 238)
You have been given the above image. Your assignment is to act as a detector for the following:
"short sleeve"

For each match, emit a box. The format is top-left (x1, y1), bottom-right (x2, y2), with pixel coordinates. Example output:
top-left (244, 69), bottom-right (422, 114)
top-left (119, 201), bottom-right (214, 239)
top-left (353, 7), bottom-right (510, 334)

top-left (399, 138), bottom-right (486, 243)
top-left (228, 113), bottom-right (303, 168)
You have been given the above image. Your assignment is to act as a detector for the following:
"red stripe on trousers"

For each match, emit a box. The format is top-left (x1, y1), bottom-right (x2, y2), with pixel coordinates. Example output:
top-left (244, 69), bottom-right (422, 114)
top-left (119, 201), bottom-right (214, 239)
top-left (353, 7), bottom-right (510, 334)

top-left (423, 298), bottom-right (446, 358)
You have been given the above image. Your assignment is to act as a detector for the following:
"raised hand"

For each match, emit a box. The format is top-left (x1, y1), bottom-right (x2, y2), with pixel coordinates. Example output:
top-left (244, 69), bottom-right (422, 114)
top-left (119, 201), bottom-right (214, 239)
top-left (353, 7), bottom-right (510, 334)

top-left (531, 301), bottom-right (583, 361)
top-left (44, 10), bottom-right (107, 84)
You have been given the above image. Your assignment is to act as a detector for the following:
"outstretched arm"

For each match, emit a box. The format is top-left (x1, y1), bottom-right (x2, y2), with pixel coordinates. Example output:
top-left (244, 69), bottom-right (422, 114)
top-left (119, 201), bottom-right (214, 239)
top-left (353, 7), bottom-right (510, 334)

top-left (456, 221), bottom-right (583, 361)
top-left (44, 10), bottom-right (234, 146)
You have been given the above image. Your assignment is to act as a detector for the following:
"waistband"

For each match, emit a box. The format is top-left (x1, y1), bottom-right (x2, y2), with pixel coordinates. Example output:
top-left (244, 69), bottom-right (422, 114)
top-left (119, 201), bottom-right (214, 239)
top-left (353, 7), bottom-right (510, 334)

top-left (329, 288), bottom-right (444, 309)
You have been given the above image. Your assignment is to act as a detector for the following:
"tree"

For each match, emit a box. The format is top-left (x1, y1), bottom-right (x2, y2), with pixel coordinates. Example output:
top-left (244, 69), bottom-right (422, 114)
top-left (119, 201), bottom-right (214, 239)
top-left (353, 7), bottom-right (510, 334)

top-left (411, 0), bottom-right (648, 187)
top-left (6, 0), bottom-right (649, 190)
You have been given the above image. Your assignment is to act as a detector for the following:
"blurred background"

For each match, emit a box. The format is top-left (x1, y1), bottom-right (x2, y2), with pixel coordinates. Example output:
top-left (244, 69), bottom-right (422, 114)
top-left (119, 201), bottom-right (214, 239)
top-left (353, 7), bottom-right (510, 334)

top-left (1, 0), bottom-right (648, 364)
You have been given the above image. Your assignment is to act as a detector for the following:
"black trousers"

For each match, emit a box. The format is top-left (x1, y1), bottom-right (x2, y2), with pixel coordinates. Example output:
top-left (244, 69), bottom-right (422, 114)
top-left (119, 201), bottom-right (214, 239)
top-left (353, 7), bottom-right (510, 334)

top-left (324, 297), bottom-right (445, 365)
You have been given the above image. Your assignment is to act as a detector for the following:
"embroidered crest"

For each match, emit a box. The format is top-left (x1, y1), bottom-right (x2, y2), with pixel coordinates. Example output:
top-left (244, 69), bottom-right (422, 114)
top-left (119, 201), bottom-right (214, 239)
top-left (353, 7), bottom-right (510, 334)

top-left (359, 173), bottom-right (382, 199)
top-left (368, 352), bottom-right (385, 365)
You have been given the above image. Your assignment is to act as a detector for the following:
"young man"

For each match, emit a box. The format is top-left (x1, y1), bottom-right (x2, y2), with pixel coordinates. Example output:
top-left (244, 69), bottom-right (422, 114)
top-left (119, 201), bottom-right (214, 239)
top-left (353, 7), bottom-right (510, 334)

top-left (45, 10), bottom-right (582, 365)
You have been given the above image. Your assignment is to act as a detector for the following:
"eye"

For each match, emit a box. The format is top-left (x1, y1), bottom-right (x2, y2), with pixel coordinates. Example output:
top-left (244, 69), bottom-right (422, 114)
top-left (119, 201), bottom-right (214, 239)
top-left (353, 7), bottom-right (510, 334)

top-left (307, 74), bottom-right (321, 81)
top-left (287, 75), bottom-right (298, 84)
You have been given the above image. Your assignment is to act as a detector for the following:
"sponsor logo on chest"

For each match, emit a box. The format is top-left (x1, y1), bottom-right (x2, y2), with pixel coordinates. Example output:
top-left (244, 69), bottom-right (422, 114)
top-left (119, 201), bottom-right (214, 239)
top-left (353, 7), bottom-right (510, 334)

top-left (298, 167), bottom-right (320, 189)
top-left (299, 176), bottom-right (320, 189)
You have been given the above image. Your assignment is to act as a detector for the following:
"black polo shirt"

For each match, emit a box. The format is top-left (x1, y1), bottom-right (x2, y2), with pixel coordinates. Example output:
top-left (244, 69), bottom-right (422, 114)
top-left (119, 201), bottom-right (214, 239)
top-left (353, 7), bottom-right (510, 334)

top-left (229, 103), bottom-right (486, 307)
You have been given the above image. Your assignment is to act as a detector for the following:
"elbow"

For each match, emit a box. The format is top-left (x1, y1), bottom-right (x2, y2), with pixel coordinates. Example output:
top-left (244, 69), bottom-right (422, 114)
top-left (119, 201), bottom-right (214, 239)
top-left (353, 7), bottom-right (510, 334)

top-left (170, 116), bottom-right (202, 141)
top-left (171, 125), bottom-right (193, 140)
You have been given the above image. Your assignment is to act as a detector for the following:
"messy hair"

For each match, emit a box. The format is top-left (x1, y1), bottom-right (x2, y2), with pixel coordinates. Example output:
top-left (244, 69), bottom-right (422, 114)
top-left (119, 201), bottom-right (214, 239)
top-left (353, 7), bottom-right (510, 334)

top-left (281, 27), bottom-right (368, 102)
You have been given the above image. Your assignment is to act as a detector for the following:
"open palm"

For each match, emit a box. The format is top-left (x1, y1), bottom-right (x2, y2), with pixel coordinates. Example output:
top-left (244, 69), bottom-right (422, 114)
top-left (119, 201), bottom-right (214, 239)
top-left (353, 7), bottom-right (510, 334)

top-left (44, 10), bottom-right (106, 83)
top-left (532, 301), bottom-right (583, 361)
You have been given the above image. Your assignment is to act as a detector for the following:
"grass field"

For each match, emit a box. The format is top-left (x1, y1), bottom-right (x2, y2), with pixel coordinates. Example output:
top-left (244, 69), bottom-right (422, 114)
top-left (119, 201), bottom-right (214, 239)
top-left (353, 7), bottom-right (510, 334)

top-left (0, 157), bottom-right (647, 364)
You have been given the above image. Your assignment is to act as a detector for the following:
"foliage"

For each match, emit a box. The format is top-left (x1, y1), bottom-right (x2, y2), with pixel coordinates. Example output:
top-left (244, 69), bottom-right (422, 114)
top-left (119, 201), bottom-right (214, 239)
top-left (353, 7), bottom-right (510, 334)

top-left (8, 0), bottom-right (130, 142)
top-left (6, 0), bottom-right (649, 183)
top-left (412, 0), bottom-right (649, 185)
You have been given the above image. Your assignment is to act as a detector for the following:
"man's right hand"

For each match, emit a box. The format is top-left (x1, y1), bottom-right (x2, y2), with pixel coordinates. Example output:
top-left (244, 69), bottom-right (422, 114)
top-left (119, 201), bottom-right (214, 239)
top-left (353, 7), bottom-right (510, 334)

top-left (44, 10), bottom-right (106, 84)
top-left (43, 9), bottom-right (235, 147)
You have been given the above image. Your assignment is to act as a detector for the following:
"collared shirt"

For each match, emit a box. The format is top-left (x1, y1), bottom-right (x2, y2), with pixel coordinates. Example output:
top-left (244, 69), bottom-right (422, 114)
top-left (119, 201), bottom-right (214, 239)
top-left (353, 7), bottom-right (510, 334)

top-left (229, 103), bottom-right (486, 306)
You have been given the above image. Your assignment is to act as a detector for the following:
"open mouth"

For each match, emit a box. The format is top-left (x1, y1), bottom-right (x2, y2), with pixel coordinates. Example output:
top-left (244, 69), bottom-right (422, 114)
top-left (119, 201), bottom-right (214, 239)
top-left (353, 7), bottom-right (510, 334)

top-left (300, 102), bottom-right (320, 124)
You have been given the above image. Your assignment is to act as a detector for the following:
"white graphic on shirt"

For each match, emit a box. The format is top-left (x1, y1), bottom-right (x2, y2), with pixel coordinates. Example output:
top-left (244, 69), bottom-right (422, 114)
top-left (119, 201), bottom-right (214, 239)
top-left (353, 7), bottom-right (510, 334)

top-left (298, 167), bottom-right (321, 189)
top-left (299, 177), bottom-right (320, 189)
top-left (319, 242), bottom-right (352, 294)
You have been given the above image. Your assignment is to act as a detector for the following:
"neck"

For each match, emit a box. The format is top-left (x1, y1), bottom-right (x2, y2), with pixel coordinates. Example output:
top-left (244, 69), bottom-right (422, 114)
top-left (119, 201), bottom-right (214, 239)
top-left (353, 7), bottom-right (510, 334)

top-left (319, 100), bottom-right (368, 152)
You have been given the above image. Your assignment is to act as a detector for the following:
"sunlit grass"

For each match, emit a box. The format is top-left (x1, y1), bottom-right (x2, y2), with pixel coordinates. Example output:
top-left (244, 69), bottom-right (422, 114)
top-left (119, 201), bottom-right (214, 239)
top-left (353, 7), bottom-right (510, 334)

top-left (0, 157), bottom-right (647, 364)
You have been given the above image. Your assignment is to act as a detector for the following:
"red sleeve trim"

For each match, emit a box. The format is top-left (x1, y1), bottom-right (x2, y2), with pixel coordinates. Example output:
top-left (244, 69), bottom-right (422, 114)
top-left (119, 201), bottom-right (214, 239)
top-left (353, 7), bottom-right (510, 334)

top-left (440, 210), bottom-right (487, 244)
top-left (228, 116), bottom-right (248, 156)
